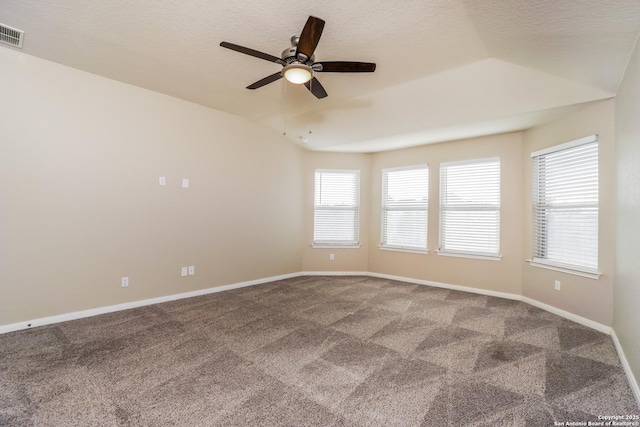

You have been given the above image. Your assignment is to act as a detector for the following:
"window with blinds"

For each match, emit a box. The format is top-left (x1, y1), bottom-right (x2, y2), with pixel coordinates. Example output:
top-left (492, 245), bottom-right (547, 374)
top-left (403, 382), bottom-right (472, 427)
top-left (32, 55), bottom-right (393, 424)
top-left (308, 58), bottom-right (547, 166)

top-left (381, 166), bottom-right (429, 251)
top-left (439, 158), bottom-right (500, 258)
top-left (314, 169), bottom-right (360, 246)
top-left (531, 135), bottom-right (598, 275)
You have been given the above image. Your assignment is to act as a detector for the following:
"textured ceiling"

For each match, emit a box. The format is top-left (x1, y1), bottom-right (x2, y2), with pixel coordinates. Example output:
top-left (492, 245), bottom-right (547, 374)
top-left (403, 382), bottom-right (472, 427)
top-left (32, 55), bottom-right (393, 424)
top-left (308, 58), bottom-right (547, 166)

top-left (1, 0), bottom-right (639, 152)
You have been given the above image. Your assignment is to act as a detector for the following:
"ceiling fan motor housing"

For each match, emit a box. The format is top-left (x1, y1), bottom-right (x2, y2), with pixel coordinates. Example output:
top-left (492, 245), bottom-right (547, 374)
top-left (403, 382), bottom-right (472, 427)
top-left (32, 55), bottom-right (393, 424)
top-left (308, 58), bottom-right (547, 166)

top-left (281, 46), bottom-right (315, 65)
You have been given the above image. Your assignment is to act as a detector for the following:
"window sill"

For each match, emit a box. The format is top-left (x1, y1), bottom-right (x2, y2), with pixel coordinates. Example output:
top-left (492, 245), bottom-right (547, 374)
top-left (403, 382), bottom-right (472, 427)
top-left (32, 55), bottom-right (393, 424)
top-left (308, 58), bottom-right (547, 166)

top-left (379, 245), bottom-right (428, 254)
top-left (526, 259), bottom-right (601, 279)
top-left (312, 244), bottom-right (361, 249)
top-left (436, 251), bottom-right (502, 261)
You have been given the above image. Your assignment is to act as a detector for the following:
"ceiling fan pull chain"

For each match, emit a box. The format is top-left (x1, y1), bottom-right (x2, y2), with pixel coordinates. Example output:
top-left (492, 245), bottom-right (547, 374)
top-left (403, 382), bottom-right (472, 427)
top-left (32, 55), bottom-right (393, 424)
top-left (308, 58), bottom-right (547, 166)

top-left (307, 80), bottom-right (312, 137)
top-left (282, 80), bottom-right (287, 135)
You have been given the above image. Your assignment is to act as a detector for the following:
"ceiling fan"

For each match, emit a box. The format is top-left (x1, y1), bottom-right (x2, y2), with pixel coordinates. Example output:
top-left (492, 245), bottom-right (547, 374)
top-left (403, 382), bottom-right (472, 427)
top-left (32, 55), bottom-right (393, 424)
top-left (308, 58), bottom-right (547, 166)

top-left (220, 16), bottom-right (376, 99)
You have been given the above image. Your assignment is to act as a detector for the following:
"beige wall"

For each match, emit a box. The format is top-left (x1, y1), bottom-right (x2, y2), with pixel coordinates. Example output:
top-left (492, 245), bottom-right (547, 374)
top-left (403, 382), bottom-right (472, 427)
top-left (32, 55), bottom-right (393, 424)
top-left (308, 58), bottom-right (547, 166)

top-left (368, 133), bottom-right (524, 295)
top-left (0, 49), bottom-right (304, 326)
top-left (521, 100), bottom-right (616, 326)
top-left (614, 38), bottom-right (640, 392)
top-left (301, 151), bottom-right (371, 272)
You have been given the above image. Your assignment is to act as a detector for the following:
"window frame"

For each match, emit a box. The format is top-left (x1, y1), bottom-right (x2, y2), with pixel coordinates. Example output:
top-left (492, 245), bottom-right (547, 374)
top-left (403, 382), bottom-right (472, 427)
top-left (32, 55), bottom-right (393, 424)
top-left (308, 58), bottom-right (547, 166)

top-left (380, 165), bottom-right (429, 253)
top-left (528, 135), bottom-right (600, 279)
top-left (437, 157), bottom-right (502, 260)
top-left (312, 169), bottom-right (361, 248)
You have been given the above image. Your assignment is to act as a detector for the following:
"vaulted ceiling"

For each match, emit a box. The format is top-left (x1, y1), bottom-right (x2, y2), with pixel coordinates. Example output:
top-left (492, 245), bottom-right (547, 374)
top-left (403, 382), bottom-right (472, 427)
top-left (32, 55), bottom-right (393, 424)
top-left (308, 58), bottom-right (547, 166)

top-left (2, 0), bottom-right (639, 152)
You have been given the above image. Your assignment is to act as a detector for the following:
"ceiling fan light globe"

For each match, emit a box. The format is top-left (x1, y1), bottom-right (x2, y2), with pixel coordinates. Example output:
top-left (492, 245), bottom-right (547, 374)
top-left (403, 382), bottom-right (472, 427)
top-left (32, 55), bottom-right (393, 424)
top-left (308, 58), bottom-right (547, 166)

top-left (282, 64), bottom-right (312, 84)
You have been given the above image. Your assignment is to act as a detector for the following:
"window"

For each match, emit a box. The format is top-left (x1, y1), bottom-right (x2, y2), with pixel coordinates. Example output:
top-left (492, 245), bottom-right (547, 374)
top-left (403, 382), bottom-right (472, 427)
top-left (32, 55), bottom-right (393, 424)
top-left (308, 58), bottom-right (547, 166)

top-left (530, 135), bottom-right (599, 277)
top-left (439, 158), bottom-right (501, 258)
top-left (313, 169), bottom-right (360, 246)
top-left (381, 166), bottom-right (429, 252)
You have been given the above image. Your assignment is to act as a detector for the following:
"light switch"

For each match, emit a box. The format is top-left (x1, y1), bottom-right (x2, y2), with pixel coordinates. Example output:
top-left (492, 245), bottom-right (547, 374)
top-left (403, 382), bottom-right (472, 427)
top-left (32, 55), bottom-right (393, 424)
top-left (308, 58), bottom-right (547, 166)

top-left (181, 267), bottom-right (188, 277)
top-left (188, 266), bottom-right (195, 276)
top-left (159, 176), bottom-right (166, 186)
top-left (182, 178), bottom-right (189, 188)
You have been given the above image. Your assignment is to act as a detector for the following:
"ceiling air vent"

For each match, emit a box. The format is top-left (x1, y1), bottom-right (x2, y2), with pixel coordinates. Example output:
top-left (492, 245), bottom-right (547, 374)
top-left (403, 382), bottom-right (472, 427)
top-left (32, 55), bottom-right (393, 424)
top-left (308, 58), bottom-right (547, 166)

top-left (0, 24), bottom-right (24, 48)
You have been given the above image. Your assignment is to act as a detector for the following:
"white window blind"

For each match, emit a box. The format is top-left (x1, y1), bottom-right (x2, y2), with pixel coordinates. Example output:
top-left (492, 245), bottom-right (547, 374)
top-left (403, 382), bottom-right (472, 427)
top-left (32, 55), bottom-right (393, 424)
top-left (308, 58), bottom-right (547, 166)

top-left (439, 158), bottom-right (500, 257)
top-left (531, 135), bottom-right (598, 274)
top-left (381, 166), bottom-right (428, 251)
top-left (314, 169), bottom-right (360, 246)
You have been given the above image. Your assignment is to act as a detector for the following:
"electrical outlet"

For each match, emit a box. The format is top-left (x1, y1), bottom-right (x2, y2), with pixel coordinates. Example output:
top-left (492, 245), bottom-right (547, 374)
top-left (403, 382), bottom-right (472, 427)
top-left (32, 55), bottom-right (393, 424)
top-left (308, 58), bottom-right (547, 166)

top-left (554, 280), bottom-right (561, 291)
top-left (121, 277), bottom-right (129, 287)
top-left (188, 266), bottom-right (195, 276)
top-left (182, 178), bottom-right (189, 188)
top-left (159, 176), bottom-right (166, 186)
top-left (330, 253), bottom-right (334, 260)
top-left (181, 267), bottom-right (188, 277)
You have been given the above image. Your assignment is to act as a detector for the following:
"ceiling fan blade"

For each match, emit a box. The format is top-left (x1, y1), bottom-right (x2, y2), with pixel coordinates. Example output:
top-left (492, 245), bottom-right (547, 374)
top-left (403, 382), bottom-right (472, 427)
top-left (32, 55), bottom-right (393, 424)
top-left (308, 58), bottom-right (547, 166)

top-left (220, 42), bottom-right (284, 64)
top-left (304, 77), bottom-right (328, 99)
top-left (296, 16), bottom-right (325, 60)
top-left (315, 61), bottom-right (376, 73)
top-left (247, 72), bottom-right (283, 90)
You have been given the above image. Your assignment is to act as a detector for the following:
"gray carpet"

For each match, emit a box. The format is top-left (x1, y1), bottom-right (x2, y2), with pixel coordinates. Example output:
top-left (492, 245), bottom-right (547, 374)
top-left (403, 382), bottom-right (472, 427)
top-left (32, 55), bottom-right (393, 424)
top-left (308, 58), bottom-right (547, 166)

top-left (1, 276), bottom-right (638, 426)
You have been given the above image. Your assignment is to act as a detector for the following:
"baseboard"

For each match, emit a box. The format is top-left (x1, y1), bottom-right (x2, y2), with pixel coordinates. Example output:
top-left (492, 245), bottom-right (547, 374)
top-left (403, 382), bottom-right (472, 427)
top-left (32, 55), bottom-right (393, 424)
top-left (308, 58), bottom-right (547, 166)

top-left (278, 270), bottom-right (611, 335)
top-left (0, 270), bottom-right (614, 337)
top-left (0, 272), bottom-right (302, 335)
top-left (367, 271), bottom-right (522, 301)
top-left (304, 270), bottom-right (612, 334)
top-left (520, 296), bottom-right (611, 334)
top-left (611, 329), bottom-right (640, 409)
top-left (302, 270), bottom-right (370, 276)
